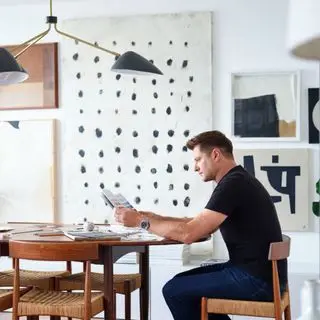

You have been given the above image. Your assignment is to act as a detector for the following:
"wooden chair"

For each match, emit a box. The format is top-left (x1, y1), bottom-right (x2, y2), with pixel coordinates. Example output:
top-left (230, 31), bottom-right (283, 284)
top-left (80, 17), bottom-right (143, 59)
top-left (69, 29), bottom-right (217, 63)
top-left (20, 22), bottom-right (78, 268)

top-left (0, 267), bottom-right (71, 291)
top-left (56, 267), bottom-right (142, 320)
top-left (201, 235), bottom-right (291, 320)
top-left (9, 240), bottom-right (105, 320)
top-left (1, 222), bottom-right (71, 290)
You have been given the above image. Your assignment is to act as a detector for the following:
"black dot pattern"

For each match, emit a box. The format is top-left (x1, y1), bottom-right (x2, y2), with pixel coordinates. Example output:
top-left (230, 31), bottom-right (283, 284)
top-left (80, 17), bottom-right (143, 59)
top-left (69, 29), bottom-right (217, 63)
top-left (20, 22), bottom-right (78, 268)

top-left (133, 149), bottom-right (139, 158)
top-left (68, 20), bottom-right (211, 214)
top-left (96, 128), bottom-right (102, 138)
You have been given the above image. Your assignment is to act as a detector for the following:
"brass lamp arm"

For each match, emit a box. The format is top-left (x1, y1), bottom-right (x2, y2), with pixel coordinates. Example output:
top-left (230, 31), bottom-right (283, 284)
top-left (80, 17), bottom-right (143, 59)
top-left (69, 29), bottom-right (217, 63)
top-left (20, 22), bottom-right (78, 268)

top-left (54, 24), bottom-right (120, 57)
top-left (10, 27), bottom-right (50, 54)
top-left (13, 27), bottom-right (51, 59)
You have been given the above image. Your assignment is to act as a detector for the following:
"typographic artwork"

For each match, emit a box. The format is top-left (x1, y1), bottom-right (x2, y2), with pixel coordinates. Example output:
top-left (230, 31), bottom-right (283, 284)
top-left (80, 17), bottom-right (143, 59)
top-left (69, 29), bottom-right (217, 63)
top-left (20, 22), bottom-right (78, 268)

top-left (234, 149), bottom-right (309, 231)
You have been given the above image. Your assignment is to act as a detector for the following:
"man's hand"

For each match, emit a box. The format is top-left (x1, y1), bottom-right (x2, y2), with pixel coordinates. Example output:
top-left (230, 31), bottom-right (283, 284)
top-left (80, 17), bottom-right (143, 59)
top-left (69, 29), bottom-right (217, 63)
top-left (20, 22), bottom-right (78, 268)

top-left (114, 206), bottom-right (142, 227)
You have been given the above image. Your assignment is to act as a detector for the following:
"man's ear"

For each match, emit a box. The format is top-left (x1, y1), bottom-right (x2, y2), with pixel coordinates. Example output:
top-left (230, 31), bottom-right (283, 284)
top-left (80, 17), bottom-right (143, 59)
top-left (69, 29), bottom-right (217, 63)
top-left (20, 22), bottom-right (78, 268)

top-left (211, 148), bottom-right (221, 161)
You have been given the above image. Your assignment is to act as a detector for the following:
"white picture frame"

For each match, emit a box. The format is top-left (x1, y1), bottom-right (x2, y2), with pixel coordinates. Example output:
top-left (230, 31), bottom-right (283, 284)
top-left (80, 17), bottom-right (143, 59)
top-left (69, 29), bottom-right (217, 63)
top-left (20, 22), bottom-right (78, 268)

top-left (231, 71), bottom-right (301, 142)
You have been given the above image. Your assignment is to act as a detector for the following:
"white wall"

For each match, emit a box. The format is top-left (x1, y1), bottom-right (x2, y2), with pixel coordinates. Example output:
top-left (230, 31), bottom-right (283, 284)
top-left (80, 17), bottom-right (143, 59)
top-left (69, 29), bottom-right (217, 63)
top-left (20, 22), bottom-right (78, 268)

top-left (0, 0), bottom-right (319, 319)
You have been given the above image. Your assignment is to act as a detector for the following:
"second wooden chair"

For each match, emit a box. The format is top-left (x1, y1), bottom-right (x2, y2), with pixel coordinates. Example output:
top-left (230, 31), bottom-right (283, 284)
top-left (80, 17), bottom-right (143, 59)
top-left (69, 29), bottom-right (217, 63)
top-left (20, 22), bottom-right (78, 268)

top-left (9, 240), bottom-right (105, 320)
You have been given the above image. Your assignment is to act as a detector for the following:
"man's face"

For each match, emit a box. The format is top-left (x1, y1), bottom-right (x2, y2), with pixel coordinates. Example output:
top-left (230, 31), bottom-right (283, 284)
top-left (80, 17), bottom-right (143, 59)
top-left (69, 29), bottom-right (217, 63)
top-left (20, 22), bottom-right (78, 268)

top-left (192, 145), bottom-right (219, 182)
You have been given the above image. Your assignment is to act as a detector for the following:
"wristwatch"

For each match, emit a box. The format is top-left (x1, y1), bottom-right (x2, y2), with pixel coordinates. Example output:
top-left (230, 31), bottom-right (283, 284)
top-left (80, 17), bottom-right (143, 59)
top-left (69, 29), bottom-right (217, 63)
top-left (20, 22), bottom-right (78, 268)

top-left (140, 218), bottom-right (150, 230)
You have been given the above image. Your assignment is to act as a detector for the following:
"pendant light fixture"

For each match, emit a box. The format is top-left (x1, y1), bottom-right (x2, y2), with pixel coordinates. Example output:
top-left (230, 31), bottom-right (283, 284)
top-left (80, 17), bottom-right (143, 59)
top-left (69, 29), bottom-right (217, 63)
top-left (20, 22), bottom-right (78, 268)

top-left (0, 48), bottom-right (28, 85)
top-left (0, 0), bottom-right (162, 85)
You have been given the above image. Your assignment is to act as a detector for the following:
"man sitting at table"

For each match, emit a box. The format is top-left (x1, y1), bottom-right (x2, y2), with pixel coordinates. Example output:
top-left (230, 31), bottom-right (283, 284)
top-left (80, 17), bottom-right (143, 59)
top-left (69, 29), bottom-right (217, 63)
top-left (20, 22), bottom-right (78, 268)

top-left (114, 130), bottom-right (286, 320)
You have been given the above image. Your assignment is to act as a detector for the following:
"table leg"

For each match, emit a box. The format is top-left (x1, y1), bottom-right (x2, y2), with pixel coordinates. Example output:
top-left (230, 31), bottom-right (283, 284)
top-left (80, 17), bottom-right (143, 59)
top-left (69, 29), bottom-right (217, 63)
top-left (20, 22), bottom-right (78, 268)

top-left (139, 246), bottom-right (149, 320)
top-left (103, 246), bottom-right (115, 320)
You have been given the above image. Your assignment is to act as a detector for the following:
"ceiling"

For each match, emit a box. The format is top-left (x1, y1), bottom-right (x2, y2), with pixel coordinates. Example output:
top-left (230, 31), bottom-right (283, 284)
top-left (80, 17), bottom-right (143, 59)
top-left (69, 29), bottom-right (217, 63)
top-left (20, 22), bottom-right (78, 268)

top-left (1, 0), bottom-right (83, 6)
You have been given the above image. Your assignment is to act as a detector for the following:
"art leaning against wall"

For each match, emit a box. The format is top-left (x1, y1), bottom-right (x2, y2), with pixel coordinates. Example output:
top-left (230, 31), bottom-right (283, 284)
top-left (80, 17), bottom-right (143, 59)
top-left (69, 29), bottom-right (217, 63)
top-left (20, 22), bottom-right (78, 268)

top-left (60, 12), bottom-right (214, 224)
top-left (231, 71), bottom-right (300, 141)
top-left (234, 149), bottom-right (309, 231)
top-left (0, 119), bottom-right (56, 223)
top-left (307, 88), bottom-right (320, 144)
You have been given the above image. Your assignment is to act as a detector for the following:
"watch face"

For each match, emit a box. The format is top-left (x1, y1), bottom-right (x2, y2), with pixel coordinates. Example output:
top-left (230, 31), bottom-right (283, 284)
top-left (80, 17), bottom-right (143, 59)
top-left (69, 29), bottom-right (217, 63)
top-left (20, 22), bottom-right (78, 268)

top-left (141, 219), bottom-right (150, 230)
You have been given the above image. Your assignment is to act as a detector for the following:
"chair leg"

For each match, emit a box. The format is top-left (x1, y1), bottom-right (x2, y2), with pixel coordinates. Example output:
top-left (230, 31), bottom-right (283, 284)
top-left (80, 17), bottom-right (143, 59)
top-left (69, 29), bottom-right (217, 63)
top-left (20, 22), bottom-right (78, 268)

top-left (124, 281), bottom-right (131, 320)
top-left (201, 297), bottom-right (208, 320)
top-left (114, 290), bottom-right (117, 319)
top-left (284, 305), bottom-right (292, 320)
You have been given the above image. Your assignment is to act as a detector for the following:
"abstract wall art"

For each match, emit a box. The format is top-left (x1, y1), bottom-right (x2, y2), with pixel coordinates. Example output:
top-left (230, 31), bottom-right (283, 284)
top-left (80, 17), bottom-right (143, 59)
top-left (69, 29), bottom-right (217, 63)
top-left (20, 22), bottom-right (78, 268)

top-left (231, 71), bottom-right (300, 141)
top-left (60, 12), bottom-right (214, 223)
top-left (0, 119), bottom-right (56, 222)
top-left (234, 148), bottom-right (309, 231)
top-left (0, 43), bottom-right (58, 110)
top-left (307, 88), bottom-right (320, 144)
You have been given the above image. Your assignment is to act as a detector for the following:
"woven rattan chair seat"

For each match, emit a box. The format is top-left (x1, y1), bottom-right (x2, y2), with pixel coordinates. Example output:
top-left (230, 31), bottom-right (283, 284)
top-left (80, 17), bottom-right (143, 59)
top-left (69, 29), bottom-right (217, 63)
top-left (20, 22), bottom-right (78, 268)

top-left (206, 290), bottom-right (290, 317)
top-left (0, 269), bottom-right (70, 289)
top-left (17, 287), bottom-right (104, 318)
top-left (57, 272), bottom-right (141, 294)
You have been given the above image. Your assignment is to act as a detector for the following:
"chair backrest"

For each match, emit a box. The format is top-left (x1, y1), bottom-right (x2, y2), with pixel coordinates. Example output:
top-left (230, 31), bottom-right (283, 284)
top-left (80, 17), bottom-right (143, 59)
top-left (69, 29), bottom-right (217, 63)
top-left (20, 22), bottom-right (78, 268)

top-left (268, 234), bottom-right (291, 319)
top-left (9, 240), bottom-right (100, 261)
top-left (10, 240), bottom-right (96, 319)
top-left (268, 234), bottom-right (291, 261)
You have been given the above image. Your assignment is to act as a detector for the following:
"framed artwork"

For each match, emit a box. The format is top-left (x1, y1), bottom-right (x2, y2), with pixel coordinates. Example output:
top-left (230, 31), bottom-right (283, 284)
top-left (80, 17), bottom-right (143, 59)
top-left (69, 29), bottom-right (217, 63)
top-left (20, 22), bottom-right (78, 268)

top-left (231, 71), bottom-right (300, 141)
top-left (307, 88), bottom-right (320, 144)
top-left (0, 43), bottom-right (58, 110)
top-left (0, 119), bottom-right (56, 222)
top-left (234, 148), bottom-right (309, 231)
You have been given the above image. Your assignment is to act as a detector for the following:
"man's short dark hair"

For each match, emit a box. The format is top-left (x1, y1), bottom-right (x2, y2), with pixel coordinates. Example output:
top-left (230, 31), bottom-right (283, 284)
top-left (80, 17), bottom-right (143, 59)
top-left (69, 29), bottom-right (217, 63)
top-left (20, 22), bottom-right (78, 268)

top-left (186, 130), bottom-right (233, 157)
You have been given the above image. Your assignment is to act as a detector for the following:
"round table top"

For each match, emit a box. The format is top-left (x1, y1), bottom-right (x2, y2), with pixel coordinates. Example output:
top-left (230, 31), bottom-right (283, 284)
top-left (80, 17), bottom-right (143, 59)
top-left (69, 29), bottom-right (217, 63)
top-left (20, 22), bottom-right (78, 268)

top-left (0, 223), bottom-right (182, 246)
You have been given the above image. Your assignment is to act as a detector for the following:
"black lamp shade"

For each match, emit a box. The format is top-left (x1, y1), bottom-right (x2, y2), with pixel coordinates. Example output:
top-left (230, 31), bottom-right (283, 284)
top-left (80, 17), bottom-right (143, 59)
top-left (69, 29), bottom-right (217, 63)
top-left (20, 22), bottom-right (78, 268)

top-left (111, 51), bottom-right (163, 75)
top-left (0, 48), bottom-right (29, 85)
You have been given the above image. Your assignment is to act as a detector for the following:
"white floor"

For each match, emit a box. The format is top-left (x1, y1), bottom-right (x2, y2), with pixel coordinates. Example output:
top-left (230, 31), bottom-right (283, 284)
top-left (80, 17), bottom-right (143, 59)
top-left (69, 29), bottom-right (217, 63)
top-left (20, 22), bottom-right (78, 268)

top-left (0, 315), bottom-right (105, 320)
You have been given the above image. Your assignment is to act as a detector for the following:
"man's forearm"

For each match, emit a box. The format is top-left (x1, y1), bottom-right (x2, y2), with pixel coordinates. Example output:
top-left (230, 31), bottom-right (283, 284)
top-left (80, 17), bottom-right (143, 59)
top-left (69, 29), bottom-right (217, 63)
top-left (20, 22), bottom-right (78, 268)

top-left (140, 211), bottom-right (192, 222)
top-left (138, 210), bottom-right (192, 242)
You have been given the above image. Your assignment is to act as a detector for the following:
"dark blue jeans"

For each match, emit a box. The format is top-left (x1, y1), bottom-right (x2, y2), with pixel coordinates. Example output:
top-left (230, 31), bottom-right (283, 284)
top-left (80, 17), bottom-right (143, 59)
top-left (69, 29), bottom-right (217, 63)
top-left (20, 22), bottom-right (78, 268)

top-left (162, 262), bottom-right (277, 320)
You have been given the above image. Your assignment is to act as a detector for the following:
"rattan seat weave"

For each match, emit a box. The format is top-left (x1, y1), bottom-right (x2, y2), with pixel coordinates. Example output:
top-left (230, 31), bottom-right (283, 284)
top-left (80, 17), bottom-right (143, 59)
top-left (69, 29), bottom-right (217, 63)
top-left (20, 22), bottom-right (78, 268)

top-left (0, 269), bottom-right (70, 289)
top-left (57, 272), bottom-right (141, 294)
top-left (206, 290), bottom-right (290, 317)
top-left (17, 287), bottom-right (104, 318)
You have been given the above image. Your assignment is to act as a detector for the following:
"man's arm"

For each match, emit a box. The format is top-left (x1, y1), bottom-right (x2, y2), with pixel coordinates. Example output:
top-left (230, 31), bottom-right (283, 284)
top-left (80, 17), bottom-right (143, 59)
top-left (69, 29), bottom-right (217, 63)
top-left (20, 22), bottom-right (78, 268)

top-left (114, 207), bottom-right (227, 244)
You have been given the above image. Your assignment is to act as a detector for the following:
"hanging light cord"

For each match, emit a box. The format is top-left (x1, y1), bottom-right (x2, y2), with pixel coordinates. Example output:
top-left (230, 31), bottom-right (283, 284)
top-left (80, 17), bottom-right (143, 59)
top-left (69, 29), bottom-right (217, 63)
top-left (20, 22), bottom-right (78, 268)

top-left (11, 0), bottom-right (120, 59)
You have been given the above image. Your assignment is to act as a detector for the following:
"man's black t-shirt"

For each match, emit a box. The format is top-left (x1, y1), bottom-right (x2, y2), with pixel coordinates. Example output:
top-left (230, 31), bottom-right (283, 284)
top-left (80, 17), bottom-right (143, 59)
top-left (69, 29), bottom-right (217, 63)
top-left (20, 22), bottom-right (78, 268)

top-left (205, 165), bottom-right (287, 286)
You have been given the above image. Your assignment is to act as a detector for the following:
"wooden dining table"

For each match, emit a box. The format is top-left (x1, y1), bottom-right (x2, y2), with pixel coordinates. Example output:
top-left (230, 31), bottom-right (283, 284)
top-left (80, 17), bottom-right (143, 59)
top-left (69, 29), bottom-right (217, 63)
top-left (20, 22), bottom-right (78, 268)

top-left (0, 223), bottom-right (181, 320)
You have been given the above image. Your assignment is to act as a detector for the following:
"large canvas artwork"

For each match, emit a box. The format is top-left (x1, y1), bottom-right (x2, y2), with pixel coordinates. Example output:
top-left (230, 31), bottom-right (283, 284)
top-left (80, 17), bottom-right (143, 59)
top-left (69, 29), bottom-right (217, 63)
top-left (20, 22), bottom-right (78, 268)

top-left (234, 149), bottom-right (309, 231)
top-left (60, 12), bottom-right (214, 224)
top-left (308, 88), bottom-right (320, 144)
top-left (231, 71), bottom-right (300, 141)
top-left (0, 120), bottom-right (56, 222)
